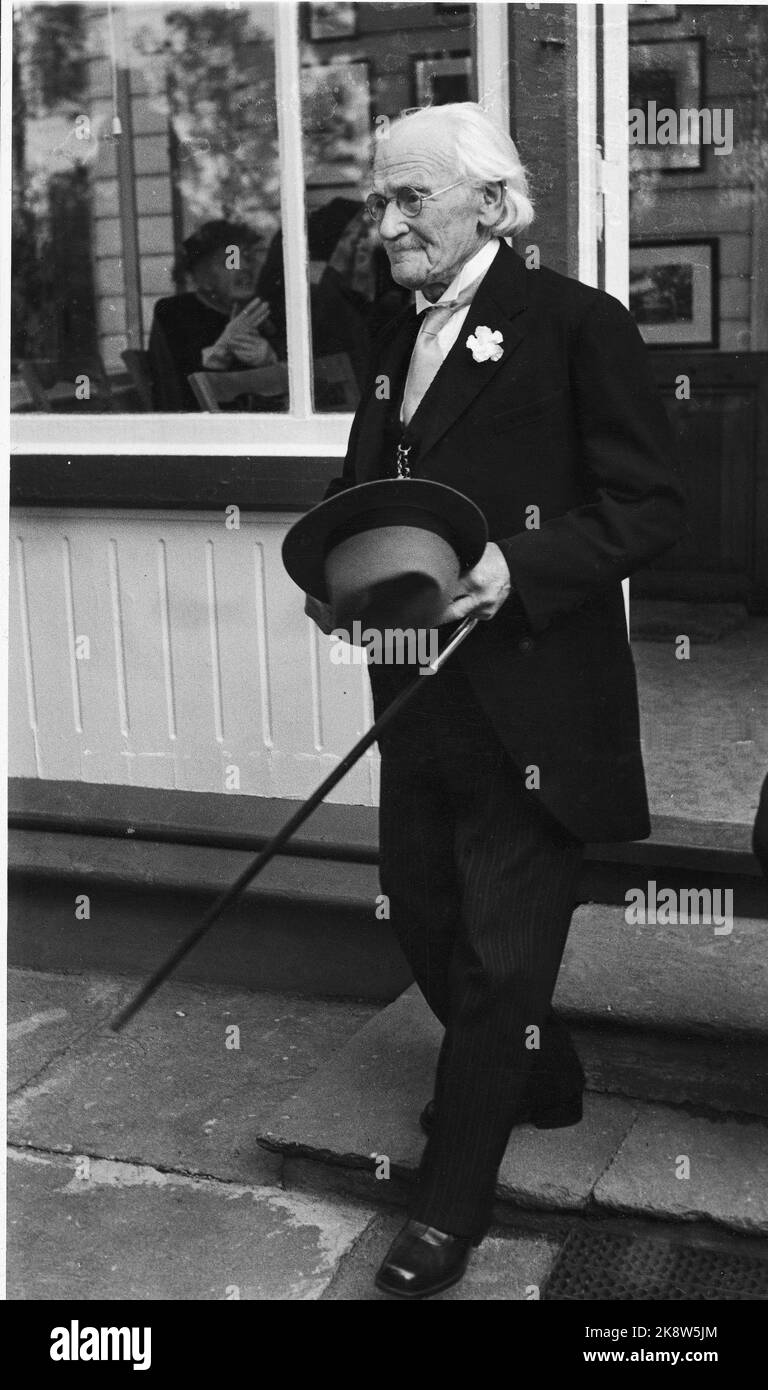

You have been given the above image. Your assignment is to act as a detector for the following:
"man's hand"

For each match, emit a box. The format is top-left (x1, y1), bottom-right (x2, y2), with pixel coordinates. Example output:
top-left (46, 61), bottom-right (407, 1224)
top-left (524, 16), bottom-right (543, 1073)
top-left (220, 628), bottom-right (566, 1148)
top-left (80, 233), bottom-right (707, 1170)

top-left (304, 593), bottom-right (335, 635)
top-left (437, 541), bottom-right (511, 624)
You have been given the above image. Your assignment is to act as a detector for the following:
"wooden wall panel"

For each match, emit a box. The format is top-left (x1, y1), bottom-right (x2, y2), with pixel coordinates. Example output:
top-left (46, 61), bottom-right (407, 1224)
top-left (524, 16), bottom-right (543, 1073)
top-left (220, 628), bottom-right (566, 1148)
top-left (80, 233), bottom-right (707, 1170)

top-left (8, 510), bottom-right (378, 806)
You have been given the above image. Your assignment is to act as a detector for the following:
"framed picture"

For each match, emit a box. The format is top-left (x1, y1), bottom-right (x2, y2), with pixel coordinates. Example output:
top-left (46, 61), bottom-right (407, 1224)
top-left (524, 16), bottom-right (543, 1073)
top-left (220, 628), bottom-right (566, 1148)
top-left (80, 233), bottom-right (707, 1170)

top-left (629, 240), bottom-right (719, 348)
top-left (629, 5), bottom-right (679, 22)
top-left (414, 55), bottom-right (473, 107)
top-left (301, 60), bottom-right (371, 187)
top-left (307, 3), bottom-right (357, 42)
top-left (629, 38), bottom-right (705, 170)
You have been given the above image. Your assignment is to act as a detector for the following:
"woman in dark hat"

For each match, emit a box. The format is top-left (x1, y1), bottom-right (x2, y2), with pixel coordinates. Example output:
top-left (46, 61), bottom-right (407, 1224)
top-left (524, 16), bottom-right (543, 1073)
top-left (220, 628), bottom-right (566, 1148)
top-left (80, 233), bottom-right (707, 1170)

top-left (148, 219), bottom-right (277, 410)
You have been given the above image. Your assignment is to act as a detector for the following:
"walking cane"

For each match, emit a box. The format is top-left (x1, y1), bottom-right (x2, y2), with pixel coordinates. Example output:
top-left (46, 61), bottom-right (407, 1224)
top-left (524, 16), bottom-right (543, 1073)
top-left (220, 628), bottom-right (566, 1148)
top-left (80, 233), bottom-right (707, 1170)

top-left (109, 615), bottom-right (478, 1032)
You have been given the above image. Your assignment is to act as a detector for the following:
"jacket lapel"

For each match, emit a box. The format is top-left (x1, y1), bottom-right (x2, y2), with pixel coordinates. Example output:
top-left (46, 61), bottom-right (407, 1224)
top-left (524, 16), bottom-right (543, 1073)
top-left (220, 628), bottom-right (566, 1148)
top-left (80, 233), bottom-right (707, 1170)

top-left (406, 242), bottom-right (531, 464)
top-left (353, 304), bottom-right (420, 483)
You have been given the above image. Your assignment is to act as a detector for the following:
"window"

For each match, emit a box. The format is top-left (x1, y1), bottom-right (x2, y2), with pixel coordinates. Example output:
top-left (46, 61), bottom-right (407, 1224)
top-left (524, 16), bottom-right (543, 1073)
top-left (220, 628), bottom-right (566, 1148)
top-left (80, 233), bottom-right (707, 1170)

top-left (11, 0), bottom-right (496, 445)
top-left (623, 3), bottom-right (768, 827)
top-left (12, 2), bottom-right (286, 418)
top-left (297, 0), bottom-right (479, 411)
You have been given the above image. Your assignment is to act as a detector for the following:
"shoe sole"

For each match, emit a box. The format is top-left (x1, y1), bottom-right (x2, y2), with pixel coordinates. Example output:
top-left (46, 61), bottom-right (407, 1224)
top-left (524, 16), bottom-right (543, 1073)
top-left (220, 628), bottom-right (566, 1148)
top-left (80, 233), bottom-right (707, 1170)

top-left (374, 1262), bottom-right (471, 1300)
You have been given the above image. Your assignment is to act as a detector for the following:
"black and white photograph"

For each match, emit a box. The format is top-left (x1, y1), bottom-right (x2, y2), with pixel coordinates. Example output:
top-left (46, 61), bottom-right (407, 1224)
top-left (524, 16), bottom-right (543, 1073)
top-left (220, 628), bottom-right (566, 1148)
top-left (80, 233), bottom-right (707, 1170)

top-left (628, 36), bottom-right (705, 170)
top-left (4, 0), bottom-right (768, 1338)
top-left (629, 239), bottom-right (718, 346)
top-left (307, 0), bottom-right (357, 39)
top-left (414, 53), bottom-right (474, 104)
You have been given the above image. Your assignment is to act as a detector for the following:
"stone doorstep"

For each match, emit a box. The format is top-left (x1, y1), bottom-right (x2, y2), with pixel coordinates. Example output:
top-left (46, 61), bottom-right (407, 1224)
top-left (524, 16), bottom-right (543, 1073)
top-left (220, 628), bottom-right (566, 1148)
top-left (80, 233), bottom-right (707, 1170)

top-left (557, 904), bottom-right (768, 1041)
top-left (569, 1024), bottom-right (768, 1121)
top-left (257, 988), bottom-right (768, 1238)
top-left (10, 830), bottom-right (768, 1038)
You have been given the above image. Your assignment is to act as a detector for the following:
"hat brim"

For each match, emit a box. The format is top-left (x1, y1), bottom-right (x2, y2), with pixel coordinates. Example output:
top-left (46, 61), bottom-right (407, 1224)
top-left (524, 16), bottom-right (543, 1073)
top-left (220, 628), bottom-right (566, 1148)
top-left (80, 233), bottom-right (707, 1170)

top-left (282, 478), bottom-right (488, 602)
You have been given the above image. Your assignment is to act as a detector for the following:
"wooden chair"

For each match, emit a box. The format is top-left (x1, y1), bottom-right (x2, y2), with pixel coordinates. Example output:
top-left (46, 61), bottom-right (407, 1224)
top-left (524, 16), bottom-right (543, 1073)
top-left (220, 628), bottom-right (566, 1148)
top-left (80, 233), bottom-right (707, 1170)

top-left (18, 355), bottom-right (119, 412)
top-left (188, 363), bottom-right (290, 412)
top-left (121, 348), bottom-right (154, 411)
top-left (188, 354), bottom-right (359, 413)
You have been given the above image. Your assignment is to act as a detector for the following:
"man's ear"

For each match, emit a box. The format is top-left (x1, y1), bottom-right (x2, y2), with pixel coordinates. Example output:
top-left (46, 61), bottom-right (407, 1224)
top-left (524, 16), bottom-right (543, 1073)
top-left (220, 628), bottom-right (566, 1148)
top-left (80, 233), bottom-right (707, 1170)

top-left (477, 180), bottom-right (505, 228)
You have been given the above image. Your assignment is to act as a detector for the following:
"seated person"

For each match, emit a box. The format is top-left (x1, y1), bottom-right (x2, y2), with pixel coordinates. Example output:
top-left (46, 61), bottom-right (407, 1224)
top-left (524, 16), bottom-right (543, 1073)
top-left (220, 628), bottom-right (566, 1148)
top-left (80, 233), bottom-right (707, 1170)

top-left (148, 220), bottom-right (277, 410)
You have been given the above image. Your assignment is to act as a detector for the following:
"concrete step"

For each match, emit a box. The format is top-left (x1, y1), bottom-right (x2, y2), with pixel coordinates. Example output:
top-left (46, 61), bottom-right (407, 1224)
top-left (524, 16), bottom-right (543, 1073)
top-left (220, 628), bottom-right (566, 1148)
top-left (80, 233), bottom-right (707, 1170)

top-left (8, 830), bottom-right (409, 1000)
top-left (258, 988), bottom-right (768, 1238)
top-left (11, 778), bottom-right (766, 910)
top-left (556, 903), bottom-right (768, 1042)
top-left (10, 828), bottom-right (768, 1043)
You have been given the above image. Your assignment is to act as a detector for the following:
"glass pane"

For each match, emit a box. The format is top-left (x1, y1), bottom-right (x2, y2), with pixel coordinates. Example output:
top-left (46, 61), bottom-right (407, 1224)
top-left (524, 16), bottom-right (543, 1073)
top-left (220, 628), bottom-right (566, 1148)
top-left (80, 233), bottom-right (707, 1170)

top-left (12, 2), bottom-right (286, 414)
top-left (296, 1), bottom-right (479, 412)
top-left (626, 3), bottom-right (768, 826)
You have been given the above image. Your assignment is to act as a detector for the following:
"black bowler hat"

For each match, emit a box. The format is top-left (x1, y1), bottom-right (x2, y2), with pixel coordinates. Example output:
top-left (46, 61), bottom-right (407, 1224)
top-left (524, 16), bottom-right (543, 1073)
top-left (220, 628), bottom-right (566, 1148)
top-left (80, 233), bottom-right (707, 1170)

top-left (282, 478), bottom-right (488, 630)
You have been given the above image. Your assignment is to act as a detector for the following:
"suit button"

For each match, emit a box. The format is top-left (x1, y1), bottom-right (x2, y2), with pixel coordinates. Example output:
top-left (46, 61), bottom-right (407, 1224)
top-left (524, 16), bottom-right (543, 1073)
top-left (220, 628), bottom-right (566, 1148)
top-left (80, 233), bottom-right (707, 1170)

top-left (518, 638), bottom-right (533, 652)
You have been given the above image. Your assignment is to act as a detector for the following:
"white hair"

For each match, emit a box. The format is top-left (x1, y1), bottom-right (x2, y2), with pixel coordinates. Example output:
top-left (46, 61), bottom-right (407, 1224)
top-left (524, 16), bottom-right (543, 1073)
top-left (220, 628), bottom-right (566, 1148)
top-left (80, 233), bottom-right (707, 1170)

top-left (385, 103), bottom-right (535, 238)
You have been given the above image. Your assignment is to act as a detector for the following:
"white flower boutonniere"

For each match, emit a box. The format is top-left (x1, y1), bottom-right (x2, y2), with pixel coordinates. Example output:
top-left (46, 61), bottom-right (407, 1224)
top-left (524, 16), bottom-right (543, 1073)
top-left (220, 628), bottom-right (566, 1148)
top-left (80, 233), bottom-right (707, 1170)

top-left (466, 325), bottom-right (504, 363)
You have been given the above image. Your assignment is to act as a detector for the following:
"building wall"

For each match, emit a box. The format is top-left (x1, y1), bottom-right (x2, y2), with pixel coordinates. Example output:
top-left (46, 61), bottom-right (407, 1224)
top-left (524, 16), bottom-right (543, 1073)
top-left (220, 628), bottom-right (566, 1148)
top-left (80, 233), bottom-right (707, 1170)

top-left (9, 507), bottom-right (379, 804)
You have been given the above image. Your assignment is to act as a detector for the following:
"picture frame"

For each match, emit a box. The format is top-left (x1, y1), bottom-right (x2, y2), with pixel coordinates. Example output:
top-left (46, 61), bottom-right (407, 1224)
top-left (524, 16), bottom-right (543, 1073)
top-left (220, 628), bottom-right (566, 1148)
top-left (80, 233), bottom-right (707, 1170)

top-left (307, 3), bottom-right (357, 42)
top-left (432, 3), bottom-right (472, 17)
top-left (629, 5), bottom-right (679, 23)
top-left (629, 37), bottom-right (705, 171)
top-left (301, 60), bottom-right (371, 188)
top-left (413, 55), bottom-right (473, 107)
top-left (629, 239), bottom-right (719, 348)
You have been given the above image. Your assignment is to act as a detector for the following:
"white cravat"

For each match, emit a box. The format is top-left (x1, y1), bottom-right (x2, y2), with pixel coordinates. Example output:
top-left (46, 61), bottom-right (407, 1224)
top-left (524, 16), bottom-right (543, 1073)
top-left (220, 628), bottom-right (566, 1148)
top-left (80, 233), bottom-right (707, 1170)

top-left (400, 239), bottom-right (500, 426)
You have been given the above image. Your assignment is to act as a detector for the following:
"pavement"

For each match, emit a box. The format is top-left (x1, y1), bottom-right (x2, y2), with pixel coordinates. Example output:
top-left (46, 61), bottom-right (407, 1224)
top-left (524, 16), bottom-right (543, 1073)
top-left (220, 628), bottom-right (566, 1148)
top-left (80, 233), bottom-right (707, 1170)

top-left (8, 967), bottom-right (768, 1300)
top-left (634, 618), bottom-right (768, 826)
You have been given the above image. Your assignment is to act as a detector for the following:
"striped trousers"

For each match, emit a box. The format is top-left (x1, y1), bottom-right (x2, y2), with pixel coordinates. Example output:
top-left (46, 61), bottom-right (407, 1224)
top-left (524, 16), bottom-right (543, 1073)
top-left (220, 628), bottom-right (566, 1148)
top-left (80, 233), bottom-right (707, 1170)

top-left (376, 657), bottom-right (585, 1237)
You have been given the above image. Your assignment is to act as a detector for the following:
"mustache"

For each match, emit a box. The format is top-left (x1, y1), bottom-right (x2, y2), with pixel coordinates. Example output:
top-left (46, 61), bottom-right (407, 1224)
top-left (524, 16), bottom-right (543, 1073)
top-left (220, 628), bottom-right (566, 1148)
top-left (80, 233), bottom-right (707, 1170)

top-left (384, 239), bottom-right (425, 251)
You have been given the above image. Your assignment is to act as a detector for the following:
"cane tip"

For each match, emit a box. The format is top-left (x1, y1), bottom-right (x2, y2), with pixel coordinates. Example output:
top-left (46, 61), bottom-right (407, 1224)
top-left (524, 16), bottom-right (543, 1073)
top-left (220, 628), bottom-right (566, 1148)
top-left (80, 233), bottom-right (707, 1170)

top-left (108, 1005), bottom-right (133, 1033)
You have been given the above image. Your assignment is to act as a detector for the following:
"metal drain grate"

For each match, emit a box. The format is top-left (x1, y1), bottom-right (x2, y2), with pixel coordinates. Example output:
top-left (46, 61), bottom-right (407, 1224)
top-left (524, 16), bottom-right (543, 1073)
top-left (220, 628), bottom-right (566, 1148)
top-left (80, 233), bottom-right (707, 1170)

top-left (544, 1229), bottom-right (768, 1301)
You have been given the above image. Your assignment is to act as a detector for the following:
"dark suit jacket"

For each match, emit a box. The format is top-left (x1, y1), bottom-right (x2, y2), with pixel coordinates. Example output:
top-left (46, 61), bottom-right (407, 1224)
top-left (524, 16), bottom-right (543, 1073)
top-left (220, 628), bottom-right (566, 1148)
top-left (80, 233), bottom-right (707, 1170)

top-left (148, 293), bottom-right (230, 411)
top-left (326, 241), bottom-right (686, 843)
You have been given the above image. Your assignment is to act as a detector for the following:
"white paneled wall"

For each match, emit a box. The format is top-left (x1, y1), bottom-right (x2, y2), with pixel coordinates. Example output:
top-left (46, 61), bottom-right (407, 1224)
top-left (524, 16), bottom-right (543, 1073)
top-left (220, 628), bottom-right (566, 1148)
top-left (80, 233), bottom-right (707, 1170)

top-left (9, 509), bottom-right (379, 806)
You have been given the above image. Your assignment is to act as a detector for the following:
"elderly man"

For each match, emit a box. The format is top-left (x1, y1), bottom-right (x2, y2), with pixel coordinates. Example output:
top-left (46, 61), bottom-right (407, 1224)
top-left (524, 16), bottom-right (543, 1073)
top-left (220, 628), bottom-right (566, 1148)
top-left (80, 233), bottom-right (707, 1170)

top-left (306, 103), bottom-right (684, 1298)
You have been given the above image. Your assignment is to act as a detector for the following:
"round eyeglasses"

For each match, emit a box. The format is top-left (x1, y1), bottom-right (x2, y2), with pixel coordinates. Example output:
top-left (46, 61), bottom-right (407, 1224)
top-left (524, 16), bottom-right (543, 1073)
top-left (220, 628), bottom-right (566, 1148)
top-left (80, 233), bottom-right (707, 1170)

top-left (364, 178), bottom-right (469, 223)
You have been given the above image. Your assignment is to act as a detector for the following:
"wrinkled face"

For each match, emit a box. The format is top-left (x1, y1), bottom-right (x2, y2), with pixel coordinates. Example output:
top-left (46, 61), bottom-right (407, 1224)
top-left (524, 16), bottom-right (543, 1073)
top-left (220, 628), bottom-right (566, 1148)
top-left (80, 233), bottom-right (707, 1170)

top-left (371, 121), bottom-right (489, 299)
top-left (193, 245), bottom-right (256, 304)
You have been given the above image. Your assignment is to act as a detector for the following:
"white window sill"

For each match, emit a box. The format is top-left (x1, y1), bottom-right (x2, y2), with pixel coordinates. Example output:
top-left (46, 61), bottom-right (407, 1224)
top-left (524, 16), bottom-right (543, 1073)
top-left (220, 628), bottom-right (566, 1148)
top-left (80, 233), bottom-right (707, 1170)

top-left (10, 412), bottom-right (354, 457)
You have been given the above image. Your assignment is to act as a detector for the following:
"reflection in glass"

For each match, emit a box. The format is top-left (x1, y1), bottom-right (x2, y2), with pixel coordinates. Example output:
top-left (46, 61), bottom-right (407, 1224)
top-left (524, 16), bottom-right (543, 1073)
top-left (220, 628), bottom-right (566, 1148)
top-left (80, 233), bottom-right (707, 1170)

top-left (292, 1), bottom-right (479, 411)
top-left (626, 3), bottom-right (768, 827)
top-left (11, 2), bottom-right (284, 413)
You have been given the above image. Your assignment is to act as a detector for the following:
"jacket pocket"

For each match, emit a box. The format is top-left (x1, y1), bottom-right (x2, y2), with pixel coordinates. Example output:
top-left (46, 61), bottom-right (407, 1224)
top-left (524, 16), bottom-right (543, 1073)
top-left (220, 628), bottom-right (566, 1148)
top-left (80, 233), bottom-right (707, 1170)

top-left (491, 389), bottom-right (565, 432)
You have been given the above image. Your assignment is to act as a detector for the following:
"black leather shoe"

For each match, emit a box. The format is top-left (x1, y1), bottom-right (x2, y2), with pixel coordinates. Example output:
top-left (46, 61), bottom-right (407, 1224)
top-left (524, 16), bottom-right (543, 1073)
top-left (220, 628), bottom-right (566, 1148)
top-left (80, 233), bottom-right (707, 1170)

top-left (375, 1220), bottom-right (474, 1299)
top-left (419, 1093), bottom-right (583, 1137)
